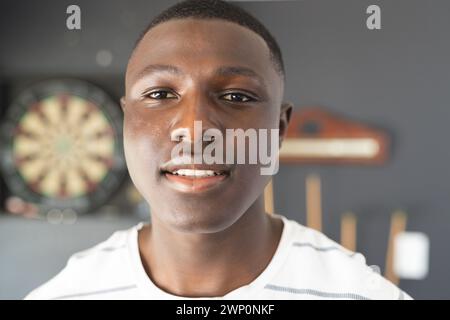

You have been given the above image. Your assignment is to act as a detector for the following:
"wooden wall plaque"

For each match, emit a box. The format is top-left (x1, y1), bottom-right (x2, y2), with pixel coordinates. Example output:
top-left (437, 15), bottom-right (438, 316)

top-left (279, 107), bottom-right (389, 165)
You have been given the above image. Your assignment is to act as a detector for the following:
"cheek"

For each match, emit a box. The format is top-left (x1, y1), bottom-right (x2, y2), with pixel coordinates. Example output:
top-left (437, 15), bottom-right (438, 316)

top-left (264, 107), bottom-right (281, 129)
top-left (123, 115), bottom-right (165, 196)
top-left (123, 111), bottom-right (167, 155)
top-left (243, 105), bottom-right (280, 131)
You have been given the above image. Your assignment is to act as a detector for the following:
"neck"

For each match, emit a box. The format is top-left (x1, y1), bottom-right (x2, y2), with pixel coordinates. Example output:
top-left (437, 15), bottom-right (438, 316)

top-left (138, 195), bottom-right (283, 297)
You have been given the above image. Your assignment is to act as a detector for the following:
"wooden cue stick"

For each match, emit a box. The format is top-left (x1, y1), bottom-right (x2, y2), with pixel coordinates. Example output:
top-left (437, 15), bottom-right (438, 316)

top-left (341, 212), bottom-right (357, 251)
top-left (384, 210), bottom-right (408, 285)
top-left (306, 174), bottom-right (322, 232)
top-left (264, 179), bottom-right (274, 214)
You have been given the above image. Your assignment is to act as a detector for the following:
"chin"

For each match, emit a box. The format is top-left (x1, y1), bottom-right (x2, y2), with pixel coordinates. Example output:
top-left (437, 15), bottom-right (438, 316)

top-left (156, 200), bottom-right (245, 234)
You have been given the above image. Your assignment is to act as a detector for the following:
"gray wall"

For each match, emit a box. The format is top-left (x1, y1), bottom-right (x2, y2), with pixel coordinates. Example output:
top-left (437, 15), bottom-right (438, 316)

top-left (1, 0), bottom-right (450, 299)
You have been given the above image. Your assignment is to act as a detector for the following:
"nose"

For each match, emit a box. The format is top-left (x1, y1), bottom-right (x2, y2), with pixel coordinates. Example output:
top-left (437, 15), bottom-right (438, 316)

top-left (169, 91), bottom-right (221, 147)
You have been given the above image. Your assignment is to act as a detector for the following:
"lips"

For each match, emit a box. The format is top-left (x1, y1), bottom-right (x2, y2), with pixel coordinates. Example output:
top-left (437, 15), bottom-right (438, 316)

top-left (161, 165), bottom-right (231, 193)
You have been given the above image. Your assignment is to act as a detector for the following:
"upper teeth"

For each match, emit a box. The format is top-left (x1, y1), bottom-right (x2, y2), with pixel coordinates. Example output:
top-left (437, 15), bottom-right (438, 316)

top-left (172, 169), bottom-right (219, 177)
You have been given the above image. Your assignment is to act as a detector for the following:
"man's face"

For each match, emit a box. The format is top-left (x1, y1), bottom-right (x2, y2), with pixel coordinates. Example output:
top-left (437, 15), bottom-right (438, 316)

top-left (122, 18), bottom-right (290, 233)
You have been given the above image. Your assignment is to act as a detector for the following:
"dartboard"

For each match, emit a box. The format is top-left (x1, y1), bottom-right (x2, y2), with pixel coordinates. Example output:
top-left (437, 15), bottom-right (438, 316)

top-left (0, 79), bottom-right (126, 214)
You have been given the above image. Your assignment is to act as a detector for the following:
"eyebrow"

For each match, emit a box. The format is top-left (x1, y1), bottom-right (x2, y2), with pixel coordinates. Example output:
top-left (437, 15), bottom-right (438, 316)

top-left (215, 66), bottom-right (266, 87)
top-left (135, 64), bottom-right (183, 79)
top-left (134, 64), bottom-right (266, 88)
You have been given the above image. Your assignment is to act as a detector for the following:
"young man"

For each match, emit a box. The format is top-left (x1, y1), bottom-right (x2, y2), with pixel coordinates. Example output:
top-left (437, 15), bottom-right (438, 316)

top-left (26, 0), bottom-right (411, 300)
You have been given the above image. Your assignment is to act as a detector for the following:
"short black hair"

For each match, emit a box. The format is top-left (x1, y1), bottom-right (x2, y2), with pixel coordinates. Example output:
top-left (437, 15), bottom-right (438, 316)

top-left (134, 0), bottom-right (285, 81)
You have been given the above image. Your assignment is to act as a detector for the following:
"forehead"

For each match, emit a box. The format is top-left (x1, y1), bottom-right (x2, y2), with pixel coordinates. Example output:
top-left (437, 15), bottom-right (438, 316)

top-left (126, 18), bottom-right (281, 92)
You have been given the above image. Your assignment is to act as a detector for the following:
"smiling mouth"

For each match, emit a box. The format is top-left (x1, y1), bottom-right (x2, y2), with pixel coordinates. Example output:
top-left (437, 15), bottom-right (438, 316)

top-left (161, 167), bottom-right (230, 192)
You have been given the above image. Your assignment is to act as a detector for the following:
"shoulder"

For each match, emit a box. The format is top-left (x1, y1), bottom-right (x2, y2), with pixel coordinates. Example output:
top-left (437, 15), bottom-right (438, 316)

top-left (24, 224), bottom-right (141, 300)
top-left (271, 215), bottom-right (412, 300)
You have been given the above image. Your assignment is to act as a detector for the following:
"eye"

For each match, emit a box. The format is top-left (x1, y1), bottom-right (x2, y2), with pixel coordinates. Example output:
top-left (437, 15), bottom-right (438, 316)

top-left (144, 90), bottom-right (177, 100)
top-left (221, 92), bottom-right (256, 103)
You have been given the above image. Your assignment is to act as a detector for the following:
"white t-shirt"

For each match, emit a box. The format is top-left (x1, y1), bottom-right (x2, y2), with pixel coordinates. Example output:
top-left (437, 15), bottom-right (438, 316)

top-left (25, 214), bottom-right (412, 300)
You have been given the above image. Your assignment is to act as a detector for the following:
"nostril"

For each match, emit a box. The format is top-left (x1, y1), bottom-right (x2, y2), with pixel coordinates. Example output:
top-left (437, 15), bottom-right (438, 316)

top-left (170, 128), bottom-right (190, 142)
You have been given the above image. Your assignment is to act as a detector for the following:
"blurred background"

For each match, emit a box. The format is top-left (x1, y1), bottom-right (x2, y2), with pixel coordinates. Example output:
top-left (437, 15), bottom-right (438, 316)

top-left (1, 0), bottom-right (449, 299)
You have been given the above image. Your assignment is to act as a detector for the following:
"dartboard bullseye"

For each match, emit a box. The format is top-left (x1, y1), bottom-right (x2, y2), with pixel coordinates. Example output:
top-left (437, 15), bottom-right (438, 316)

top-left (0, 80), bottom-right (127, 215)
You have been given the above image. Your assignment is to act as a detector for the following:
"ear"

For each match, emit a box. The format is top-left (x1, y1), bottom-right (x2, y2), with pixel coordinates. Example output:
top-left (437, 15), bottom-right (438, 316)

top-left (279, 101), bottom-right (293, 147)
top-left (120, 96), bottom-right (126, 112)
